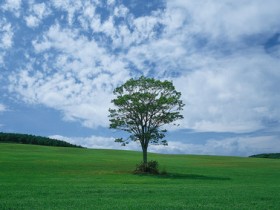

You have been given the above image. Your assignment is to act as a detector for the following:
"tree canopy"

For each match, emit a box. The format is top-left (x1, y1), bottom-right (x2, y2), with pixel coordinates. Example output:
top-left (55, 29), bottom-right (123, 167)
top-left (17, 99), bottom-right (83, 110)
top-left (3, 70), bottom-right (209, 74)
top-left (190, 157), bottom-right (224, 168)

top-left (109, 76), bottom-right (184, 165)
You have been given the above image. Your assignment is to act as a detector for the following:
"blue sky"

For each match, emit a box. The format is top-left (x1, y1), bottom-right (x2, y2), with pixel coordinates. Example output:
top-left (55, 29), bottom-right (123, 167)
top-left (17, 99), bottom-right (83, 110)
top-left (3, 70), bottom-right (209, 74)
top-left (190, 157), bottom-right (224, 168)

top-left (1, 0), bottom-right (280, 156)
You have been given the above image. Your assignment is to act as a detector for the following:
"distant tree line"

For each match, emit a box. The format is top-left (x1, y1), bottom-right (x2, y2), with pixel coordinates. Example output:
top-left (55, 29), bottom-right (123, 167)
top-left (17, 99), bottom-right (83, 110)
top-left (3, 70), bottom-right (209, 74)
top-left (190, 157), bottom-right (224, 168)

top-left (250, 153), bottom-right (280, 159)
top-left (0, 132), bottom-right (83, 148)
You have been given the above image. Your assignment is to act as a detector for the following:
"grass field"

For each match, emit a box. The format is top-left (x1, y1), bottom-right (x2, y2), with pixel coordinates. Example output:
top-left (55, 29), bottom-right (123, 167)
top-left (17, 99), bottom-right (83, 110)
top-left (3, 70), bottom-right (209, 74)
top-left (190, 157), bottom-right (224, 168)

top-left (1, 143), bottom-right (280, 209)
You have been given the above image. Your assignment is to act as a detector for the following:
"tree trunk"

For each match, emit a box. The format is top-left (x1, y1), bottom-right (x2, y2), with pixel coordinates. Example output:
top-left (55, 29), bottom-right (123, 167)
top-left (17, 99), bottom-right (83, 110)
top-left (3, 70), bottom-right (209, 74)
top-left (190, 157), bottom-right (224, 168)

top-left (142, 146), bottom-right (148, 172)
top-left (142, 147), bottom-right (148, 165)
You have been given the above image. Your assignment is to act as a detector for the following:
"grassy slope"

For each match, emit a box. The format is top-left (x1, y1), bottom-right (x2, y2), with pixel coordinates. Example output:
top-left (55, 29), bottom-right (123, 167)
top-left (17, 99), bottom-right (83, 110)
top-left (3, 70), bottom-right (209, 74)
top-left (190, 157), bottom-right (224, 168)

top-left (1, 143), bottom-right (280, 210)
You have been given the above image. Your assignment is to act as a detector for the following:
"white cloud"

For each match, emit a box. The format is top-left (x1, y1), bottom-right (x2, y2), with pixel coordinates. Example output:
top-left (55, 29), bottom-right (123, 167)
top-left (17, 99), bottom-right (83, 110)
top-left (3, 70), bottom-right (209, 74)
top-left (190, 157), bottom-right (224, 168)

top-left (120, 1), bottom-right (280, 132)
top-left (7, 0), bottom-right (280, 134)
top-left (107, 0), bottom-right (115, 6)
top-left (32, 2), bottom-right (49, 18)
top-left (172, 48), bottom-right (280, 133)
top-left (0, 18), bottom-right (13, 64)
top-left (50, 0), bottom-right (84, 25)
top-left (2, 0), bottom-right (22, 17)
top-left (0, 20), bottom-right (13, 49)
top-left (113, 4), bottom-right (128, 17)
top-left (49, 134), bottom-right (141, 151)
top-left (25, 15), bottom-right (39, 28)
top-left (25, 2), bottom-right (51, 28)
top-left (149, 135), bottom-right (280, 157)
top-left (10, 23), bottom-right (130, 128)
top-left (49, 134), bottom-right (280, 157)
top-left (166, 0), bottom-right (280, 41)
top-left (1, 32), bottom-right (13, 49)
top-left (0, 104), bottom-right (6, 112)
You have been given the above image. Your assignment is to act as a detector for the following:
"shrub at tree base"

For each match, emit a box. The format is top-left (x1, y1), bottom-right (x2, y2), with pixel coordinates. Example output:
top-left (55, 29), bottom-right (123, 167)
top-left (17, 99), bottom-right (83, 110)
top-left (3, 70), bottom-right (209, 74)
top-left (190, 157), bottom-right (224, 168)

top-left (134, 160), bottom-right (159, 174)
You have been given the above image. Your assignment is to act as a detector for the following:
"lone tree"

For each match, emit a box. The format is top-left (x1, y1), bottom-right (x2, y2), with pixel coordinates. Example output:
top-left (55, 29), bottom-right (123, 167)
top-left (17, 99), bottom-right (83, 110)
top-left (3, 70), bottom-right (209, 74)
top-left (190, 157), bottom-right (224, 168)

top-left (109, 76), bottom-right (184, 170)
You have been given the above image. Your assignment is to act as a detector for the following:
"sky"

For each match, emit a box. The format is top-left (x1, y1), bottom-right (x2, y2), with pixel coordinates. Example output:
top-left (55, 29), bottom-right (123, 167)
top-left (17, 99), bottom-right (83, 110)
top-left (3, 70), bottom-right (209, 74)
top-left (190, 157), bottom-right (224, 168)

top-left (1, 0), bottom-right (280, 157)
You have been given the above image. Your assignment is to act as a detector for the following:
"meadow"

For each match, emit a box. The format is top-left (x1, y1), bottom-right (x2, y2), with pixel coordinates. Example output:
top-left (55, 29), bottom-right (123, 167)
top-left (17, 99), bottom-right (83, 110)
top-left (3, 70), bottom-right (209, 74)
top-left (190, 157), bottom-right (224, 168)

top-left (1, 143), bottom-right (280, 209)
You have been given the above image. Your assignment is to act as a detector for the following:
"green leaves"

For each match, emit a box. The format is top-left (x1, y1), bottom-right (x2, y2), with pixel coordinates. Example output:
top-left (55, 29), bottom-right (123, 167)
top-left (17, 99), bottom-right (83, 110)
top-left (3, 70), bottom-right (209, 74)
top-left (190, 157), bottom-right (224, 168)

top-left (108, 76), bottom-right (185, 150)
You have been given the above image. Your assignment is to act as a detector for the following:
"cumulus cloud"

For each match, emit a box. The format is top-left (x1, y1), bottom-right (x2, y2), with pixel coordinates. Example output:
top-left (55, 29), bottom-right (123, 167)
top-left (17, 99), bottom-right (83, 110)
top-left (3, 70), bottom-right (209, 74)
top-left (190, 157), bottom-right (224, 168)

top-left (7, 0), bottom-right (280, 136)
top-left (0, 104), bottom-right (6, 112)
top-left (0, 24), bottom-right (13, 49)
top-left (25, 16), bottom-right (39, 28)
top-left (24, 2), bottom-right (51, 28)
top-left (2, 0), bottom-right (22, 17)
top-left (50, 134), bottom-right (141, 151)
top-left (10, 23), bottom-right (130, 127)
top-left (149, 135), bottom-right (280, 157)
top-left (50, 0), bottom-right (84, 25)
top-left (50, 134), bottom-right (280, 157)
top-left (0, 18), bottom-right (13, 64)
top-left (166, 0), bottom-right (280, 41)
top-left (173, 49), bottom-right (280, 132)
top-left (123, 0), bottom-right (280, 132)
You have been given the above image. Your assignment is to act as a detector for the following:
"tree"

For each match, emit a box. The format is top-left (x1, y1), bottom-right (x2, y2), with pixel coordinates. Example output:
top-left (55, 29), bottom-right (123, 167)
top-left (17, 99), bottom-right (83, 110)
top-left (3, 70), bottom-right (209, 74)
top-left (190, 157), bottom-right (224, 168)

top-left (108, 76), bottom-right (184, 168)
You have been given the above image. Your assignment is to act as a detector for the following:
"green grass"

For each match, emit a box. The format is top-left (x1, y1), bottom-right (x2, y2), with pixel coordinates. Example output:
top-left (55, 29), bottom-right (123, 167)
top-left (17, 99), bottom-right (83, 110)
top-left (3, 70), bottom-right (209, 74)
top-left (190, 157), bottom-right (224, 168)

top-left (1, 143), bottom-right (280, 209)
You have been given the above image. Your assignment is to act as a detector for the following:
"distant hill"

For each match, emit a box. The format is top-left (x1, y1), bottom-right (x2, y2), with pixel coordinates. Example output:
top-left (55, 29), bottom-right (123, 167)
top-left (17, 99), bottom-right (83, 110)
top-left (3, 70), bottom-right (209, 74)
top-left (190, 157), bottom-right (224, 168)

top-left (0, 132), bottom-right (83, 148)
top-left (249, 153), bottom-right (280, 159)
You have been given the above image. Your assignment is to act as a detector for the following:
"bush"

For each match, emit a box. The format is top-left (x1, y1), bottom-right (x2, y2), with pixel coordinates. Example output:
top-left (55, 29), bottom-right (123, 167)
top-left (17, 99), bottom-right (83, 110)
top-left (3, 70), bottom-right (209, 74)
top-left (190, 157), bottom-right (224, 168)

top-left (134, 160), bottom-right (159, 174)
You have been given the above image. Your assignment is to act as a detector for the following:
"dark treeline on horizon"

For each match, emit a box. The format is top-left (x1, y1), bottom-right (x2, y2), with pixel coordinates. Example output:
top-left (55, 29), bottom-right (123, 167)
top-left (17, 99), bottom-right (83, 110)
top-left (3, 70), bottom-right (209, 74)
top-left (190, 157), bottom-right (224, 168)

top-left (0, 132), bottom-right (83, 148)
top-left (250, 153), bottom-right (280, 159)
